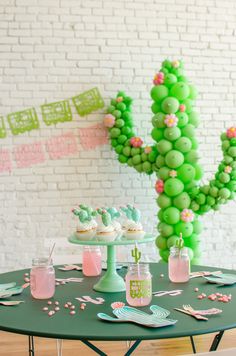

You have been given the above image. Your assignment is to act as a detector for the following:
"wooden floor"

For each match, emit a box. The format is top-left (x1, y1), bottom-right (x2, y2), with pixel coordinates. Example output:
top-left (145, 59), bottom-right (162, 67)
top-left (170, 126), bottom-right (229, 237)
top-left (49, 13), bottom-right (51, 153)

top-left (0, 329), bottom-right (236, 355)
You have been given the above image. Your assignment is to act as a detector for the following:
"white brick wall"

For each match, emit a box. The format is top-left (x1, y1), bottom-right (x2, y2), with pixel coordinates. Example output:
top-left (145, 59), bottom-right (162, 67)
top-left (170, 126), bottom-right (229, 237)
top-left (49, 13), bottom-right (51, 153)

top-left (1, 0), bottom-right (236, 272)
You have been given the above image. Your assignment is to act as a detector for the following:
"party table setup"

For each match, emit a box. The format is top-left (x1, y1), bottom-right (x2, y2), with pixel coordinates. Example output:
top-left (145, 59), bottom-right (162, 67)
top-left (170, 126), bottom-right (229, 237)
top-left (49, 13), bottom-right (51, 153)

top-left (2, 59), bottom-right (236, 356)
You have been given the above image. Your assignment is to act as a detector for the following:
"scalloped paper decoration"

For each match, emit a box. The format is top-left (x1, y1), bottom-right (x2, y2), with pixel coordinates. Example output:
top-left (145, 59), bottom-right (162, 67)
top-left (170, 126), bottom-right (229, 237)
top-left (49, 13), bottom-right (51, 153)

top-left (13, 142), bottom-right (45, 169)
top-left (41, 99), bottom-right (72, 126)
top-left (7, 108), bottom-right (39, 135)
top-left (0, 117), bottom-right (7, 139)
top-left (46, 131), bottom-right (78, 160)
top-left (0, 149), bottom-right (12, 172)
top-left (72, 87), bottom-right (104, 116)
top-left (79, 123), bottom-right (108, 150)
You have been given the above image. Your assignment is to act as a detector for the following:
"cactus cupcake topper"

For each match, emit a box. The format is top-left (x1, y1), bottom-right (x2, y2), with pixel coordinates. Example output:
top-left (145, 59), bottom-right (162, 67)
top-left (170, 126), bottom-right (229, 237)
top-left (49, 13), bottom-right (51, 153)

top-left (105, 58), bottom-right (236, 263)
top-left (72, 207), bottom-right (90, 223)
top-left (79, 204), bottom-right (96, 217)
top-left (131, 245), bottom-right (141, 264)
top-left (96, 208), bottom-right (112, 226)
top-left (120, 206), bottom-right (132, 220)
top-left (106, 207), bottom-right (120, 220)
top-left (120, 205), bottom-right (141, 222)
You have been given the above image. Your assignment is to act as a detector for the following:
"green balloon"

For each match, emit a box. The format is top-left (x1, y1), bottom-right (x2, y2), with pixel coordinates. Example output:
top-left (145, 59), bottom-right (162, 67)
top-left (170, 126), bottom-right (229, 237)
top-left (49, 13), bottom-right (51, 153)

top-left (156, 235), bottom-right (167, 250)
top-left (221, 132), bottom-right (227, 141)
top-left (156, 155), bottom-right (165, 168)
top-left (170, 82), bottom-right (190, 100)
top-left (181, 99), bottom-right (193, 113)
top-left (121, 126), bottom-right (131, 136)
top-left (219, 188), bottom-right (230, 199)
top-left (122, 111), bottom-right (132, 121)
top-left (151, 85), bottom-right (168, 102)
top-left (173, 192), bottom-right (191, 209)
top-left (118, 154), bottom-right (128, 163)
top-left (113, 110), bottom-right (122, 119)
top-left (107, 105), bottom-right (115, 113)
top-left (190, 201), bottom-right (200, 211)
top-left (159, 249), bottom-right (170, 262)
top-left (186, 247), bottom-right (194, 261)
top-left (192, 220), bottom-right (203, 234)
top-left (184, 234), bottom-right (200, 249)
top-left (152, 112), bottom-right (166, 128)
top-left (151, 102), bottom-right (161, 114)
top-left (177, 164), bottom-right (196, 183)
top-left (193, 164), bottom-right (204, 180)
top-left (222, 140), bottom-right (230, 151)
top-left (132, 154), bottom-right (142, 165)
top-left (191, 137), bottom-right (199, 149)
top-left (209, 186), bottom-right (219, 198)
top-left (164, 127), bottom-right (181, 141)
top-left (157, 139), bottom-right (173, 155)
top-left (189, 85), bottom-right (198, 100)
top-left (176, 112), bottom-right (188, 127)
top-left (167, 235), bottom-right (179, 248)
top-left (134, 163), bottom-right (143, 173)
top-left (196, 193), bottom-right (206, 205)
top-left (219, 172), bottom-right (230, 184)
top-left (206, 196), bottom-right (215, 206)
top-left (115, 119), bottom-right (125, 128)
top-left (164, 178), bottom-right (184, 197)
top-left (158, 209), bottom-right (164, 220)
top-left (224, 155), bottom-right (233, 164)
top-left (157, 193), bottom-right (172, 209)
top-left (127, 158), bottom-right (133, 167)
top-left (115, 145), bottom-right (124, 154)
top-left (117, 135), bottom-right (127, 144)
top-left (230, 138), bottom-right (236, 146)
top-left (151, 128), bottom-right (164, 142)
top-left (110, 127), bottom-right (121, 138)
top-left (164, 73), bottom-right (177, 87)
top-left (185, 150), bottom-right (198, 163)
top-left (141, 152), bottom-right (148, 161)
top-left (162, 59), bottom-right (172, 69)
top-left (188, 111), bottom-right (199, 127)
top-left (161, 97), bottom-right (179, 114)
top-left (226, 181), bottom-right (236, 191)
top-left (148, 151), bottom-right (157, 163)
top-left (200, 185), bottom-right (210, 195)
top-left (178, 75), bottom-right (188, 82)
top-left (182, 124), bottom-right (195, 138)
top-left (163, 207), bottom-right (180, 225)
top-left (117, 102), bottom-right (126, 112)
top-left (175, 221), bottom-right (193, 238)
top-left (228, 147), bottom-right (236, 158)
top-left (142, 161), bottom-right (152, 173)
top-left (158, 167), bottom-right (170, 180)
top-left (111, 138), bottom-right (117, 148)
top-left (131, 147), bottom-right (140, 156)
top-left (174, 137), bottom-right (192, 153)
top-left (165, 150), bottom-right (184, 168)
top-left (158, 222), bottom-right (174, 237)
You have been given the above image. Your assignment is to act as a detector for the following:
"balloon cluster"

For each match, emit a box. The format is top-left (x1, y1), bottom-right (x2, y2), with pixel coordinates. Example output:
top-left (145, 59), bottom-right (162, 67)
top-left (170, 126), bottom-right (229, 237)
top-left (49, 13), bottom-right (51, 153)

top-left (104, 59), bottom-right (236, 264)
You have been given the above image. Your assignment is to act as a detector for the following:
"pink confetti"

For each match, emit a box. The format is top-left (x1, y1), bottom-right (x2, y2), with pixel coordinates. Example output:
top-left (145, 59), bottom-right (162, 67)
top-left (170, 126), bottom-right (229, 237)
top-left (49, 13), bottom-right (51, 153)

top-left (47, 301), bottom-right (52, 305)
top-left (64, 304), bottom-right (69, 308)
top-left (24, 277), bottom-right (30, 283)
top-left (0, 149), bottom-right (12, 173)
top-left (70, 310), bottom-right (76, 315)
top-left (194, 288), bottom-right (199, 292)
top-left (160, 273), bottom-right (164, 278)
top-left (201, 293), bottom-right (206, 298)
top-left (24, 273), bottom-right (29, 276)
top-left (55, 307), bottom-right (60, 311)
top-left (46, 131), bottom-right (78, 160)
top-left (79, 123), bottom-right (108, 150)
top-left (198, 295), bottom-right (203, 300)
top-left (48, 311), bottom-right (55, 317)
top-left (13, 142), bottom-right (45, 169)
top-left (70, 305), bottom-right (75, 310)
top-left (43, 307), bottom-right (48, 311)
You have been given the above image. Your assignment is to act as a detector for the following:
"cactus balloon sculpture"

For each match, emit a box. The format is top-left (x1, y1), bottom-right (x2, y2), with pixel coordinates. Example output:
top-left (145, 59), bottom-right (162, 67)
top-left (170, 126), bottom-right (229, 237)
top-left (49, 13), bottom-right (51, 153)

top-left (104, 59), bottom-right (236, 264)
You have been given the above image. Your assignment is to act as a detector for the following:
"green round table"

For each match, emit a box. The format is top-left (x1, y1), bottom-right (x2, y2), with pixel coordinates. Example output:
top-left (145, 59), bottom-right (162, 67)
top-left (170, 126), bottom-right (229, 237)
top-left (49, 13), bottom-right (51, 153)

top-left (0, 263), bottom-right (236, 356)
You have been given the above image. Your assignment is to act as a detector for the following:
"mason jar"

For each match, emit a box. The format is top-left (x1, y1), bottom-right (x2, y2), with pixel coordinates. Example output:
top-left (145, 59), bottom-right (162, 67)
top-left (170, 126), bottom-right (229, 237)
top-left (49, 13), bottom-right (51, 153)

top-left (168, 246), bottom-right (190, 283)
top-left (30, 258), bottom-right (55, 299)
top-left (82, 246), bottom-right (102, 277)
top-left (125, 263), bottom-right (152, 307)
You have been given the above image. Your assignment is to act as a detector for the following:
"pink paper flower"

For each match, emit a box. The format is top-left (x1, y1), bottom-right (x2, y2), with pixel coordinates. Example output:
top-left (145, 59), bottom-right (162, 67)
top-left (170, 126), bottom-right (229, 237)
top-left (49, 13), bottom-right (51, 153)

top-left (103, 114), bottom-right (115, 128)
top-left (164, 114), bottom-right (178, 127)
top-left (144, 146), bottom-right (152, 154)
top-left (116, 96), bottom-right (123, 103)
top-left (130, 136), bottom-right (143, 148)
top-left (169, 170), bottom-right (177, 178)
top-left (179, 104), bottom-right (186, 112)
top-left (153, 72), bottom-right (164, 85)
top-left (181, 209), bottom-right (194, 223)
top-left (172, 60), bottom-right (180, 68)
top-left (226, 127), bottom-right (236, 139)
top-left (155, 179), bottom-right (164, 194)
top-left (224, 166), bottom-right (232, 174)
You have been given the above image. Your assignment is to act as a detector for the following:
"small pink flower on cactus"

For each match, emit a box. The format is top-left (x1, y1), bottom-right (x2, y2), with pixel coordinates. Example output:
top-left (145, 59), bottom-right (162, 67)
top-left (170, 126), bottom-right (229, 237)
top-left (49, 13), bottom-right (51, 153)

top-left (153, 72), bottom-right (164, 85)
top-left (116, 96), bottom-right (123, 103)
top-left (155, 179), bottom-right (164, 194)
top-left (172, 60), bottom-right (180, 68)
top-left (181, 209), bottom-right (194, 223)
top-left (164, 114), bottom-right (178, 127)
top-left (130, 136), bottom-right (143, 148)
top-left (179, 104), bottom-right (186, 112)
top-left (144, 146), bottom-right (152, 154)
top-left (169, 170), bottom-right (177, 178)
top-left (225, 166), bottom-right (232, 174)
top-left (226, 127), bottom-right (236, 139)
top-left (103, 114), bottom-right (115, 128)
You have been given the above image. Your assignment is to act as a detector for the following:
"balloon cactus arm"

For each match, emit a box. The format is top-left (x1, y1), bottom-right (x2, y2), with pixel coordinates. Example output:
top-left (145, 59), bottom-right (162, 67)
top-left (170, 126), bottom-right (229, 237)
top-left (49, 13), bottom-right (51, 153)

top-left (190, 130), bottom-right (236, 215)
top-left (104, 91), bottom-right (158, 175)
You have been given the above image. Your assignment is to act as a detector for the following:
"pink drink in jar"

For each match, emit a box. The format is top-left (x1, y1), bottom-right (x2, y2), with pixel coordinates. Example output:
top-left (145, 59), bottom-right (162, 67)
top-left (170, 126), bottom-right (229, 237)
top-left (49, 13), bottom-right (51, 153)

top-left (125, 263), bottom-right (152, 307)
top-left (82, 246), bottom-right (102, 277)
top-left (30, 258), bottom-right (55, 299)
top-left (168, 247), bottom-right (190, 283)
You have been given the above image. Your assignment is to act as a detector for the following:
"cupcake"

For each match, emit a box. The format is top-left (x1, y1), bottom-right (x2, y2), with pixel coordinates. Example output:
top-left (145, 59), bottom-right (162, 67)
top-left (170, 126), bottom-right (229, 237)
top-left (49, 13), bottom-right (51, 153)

top-left (121, 205), bottom-right (145, 240)
top-left (107, 207), bottom-right (122, 239)
top-left (96, 209), bottom-right (117, 241)
top-left (72, 205), bottom-right (97, 241)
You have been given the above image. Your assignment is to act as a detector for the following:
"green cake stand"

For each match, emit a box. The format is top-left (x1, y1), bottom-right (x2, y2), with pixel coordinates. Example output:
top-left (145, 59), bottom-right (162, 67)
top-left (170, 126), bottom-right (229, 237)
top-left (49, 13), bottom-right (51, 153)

top-left (68, 234), bottom-right (155, 293)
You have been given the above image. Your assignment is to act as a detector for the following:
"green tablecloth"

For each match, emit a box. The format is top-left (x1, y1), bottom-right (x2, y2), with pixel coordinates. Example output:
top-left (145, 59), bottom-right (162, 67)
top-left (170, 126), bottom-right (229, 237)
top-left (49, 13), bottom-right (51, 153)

top-left (0, 263), bottom-right (236, 341)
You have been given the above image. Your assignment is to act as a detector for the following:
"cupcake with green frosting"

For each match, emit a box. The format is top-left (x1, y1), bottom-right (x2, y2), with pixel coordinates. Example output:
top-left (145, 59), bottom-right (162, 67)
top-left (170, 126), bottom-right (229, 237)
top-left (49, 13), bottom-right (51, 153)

top-left (72, 205), bottom-right (97, 240)
top-left (96, 209), bottom-right (117, 241)
top-left (120, 205), bottom-right (145, 240)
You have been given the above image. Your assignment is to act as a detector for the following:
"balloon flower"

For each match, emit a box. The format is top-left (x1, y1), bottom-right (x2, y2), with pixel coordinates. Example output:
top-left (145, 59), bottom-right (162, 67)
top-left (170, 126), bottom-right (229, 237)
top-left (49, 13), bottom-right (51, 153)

top-left (104, 59), bottom-right (236, 264)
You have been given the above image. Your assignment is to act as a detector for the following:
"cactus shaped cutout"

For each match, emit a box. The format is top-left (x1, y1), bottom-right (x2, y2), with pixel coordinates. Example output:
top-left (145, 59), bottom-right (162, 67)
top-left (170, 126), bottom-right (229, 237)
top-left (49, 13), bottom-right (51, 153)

top-left (105, 59), bottom-right (236, 264)
top-left (131, 246), bottom-right (141, 264)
